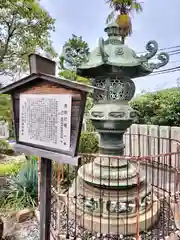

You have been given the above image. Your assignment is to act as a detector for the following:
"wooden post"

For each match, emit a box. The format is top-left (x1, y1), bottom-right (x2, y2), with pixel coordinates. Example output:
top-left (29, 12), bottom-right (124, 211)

top-left (40, 157), bottom-right (52, 240)
top-left (29, 54), bottom-right (55, 239)
top-left (38, 156), bottom-right (41, 210)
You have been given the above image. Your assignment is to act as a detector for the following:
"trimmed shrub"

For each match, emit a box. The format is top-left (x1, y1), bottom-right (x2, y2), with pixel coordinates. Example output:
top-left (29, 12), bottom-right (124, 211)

top-left (0, 162), bottom-right (23, 176)
top-left (78, 132), bottom-right (99, 154)
top-left (130, 88), bottom-right (180, 126)
top-left (0, 140), bottom-right (9, 156)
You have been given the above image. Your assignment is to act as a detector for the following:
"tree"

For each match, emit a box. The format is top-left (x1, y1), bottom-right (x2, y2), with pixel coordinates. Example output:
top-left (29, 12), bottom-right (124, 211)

top-left (0, 94), bottom-right (13, 136)
top-left (0, 0), bottom-right (56, 78)
top-left (59, 69), bottom-right (90, 84)
top-left (59, 35), bottom-right (93, 124)
top-left (105, 0), bottom-right (143, 43)
top-left (60, 34), bottom-right (89, 70)
top-left (130, 88), bottom-right (180, 126)
top-left (59, 34), bottom-right (90, 84)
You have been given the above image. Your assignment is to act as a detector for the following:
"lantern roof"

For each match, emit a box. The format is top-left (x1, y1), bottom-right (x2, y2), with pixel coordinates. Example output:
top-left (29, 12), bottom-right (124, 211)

top-left (61, 23), bottom-right (170, 78)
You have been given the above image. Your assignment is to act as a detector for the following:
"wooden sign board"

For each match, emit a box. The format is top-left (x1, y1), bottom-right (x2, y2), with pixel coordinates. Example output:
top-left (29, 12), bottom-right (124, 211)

top-left (0, 72), bottom-right (93, 166)
top-left (19, 94), bottom-right (72, 150)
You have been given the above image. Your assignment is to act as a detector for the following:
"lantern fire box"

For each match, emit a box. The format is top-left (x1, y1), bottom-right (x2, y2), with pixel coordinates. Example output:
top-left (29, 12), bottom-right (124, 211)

top-left (0, 54), bottom-right (95, 165)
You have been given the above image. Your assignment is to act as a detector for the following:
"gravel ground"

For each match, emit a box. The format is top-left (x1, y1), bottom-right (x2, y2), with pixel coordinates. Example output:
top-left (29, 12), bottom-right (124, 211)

top-left (5, 219), bottom-right (39, 240)
top-left (6, 201), bottom-right (178, 240)
top-left (55, 200), bottom-right (178, 240)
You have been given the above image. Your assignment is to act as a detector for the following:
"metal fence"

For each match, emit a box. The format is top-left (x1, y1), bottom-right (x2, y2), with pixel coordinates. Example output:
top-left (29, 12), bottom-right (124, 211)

top-left (47, 134), bottom-right (180, 240)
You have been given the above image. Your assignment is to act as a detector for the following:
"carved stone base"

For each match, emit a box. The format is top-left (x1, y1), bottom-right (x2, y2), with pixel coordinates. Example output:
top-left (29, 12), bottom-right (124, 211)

top-left (68, 176), bottom-right (160, 235)
top-left (68, 194), bottom-right (160, 235)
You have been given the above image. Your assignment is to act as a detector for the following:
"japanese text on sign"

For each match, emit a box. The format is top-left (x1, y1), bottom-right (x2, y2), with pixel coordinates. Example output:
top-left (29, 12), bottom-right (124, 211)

top-left (19, 94), bottom-right (72, 151)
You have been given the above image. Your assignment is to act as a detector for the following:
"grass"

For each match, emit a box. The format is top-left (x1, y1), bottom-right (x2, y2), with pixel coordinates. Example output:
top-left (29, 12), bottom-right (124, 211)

top-left (0, 161), bottom-right (24, 177)
top-left (0, 158), bottom-right (38, 211)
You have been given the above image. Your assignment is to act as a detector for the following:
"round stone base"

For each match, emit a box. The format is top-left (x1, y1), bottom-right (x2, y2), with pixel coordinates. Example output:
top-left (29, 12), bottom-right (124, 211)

top-left (68, 199), bottom-right (160, 235)
top-left (69, 176), bottom-right (153, 217)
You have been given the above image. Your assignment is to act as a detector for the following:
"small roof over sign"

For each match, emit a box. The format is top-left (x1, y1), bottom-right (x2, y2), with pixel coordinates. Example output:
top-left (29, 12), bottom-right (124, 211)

top-left (0, 72), bottom-right (102, 95)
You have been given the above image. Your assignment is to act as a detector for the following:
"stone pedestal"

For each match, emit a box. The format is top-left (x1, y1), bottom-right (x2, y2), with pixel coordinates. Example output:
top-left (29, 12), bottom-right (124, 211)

top-left (67, 80), bottom-right (160, 235)
top-left (68, 156), bottom-right (160, 235)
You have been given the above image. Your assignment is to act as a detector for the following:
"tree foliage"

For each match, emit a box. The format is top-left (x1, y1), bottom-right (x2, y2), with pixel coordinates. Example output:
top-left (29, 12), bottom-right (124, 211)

top-left (59, 34), bottom-right (90, 84)
top-left (105, 0), bottom-right (143, 40)
top-left (60, 69), bottom-right (90, 84)
top-left (0, 0), bottom-right (56, 77)
top-left (0, 94), bottom-right (14, 136)
top-left (130, 88), bottom-right (180, 126)
top-left (0, 94), bottom-right (12, 123)
top-left (60, 34), bottom-right (89, 70)
top-left (78, 132), bottom-right (99, 153)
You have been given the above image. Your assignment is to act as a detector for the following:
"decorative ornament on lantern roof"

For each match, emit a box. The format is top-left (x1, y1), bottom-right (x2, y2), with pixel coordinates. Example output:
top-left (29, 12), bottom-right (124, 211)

top-left (62, 22), bottom-right (169, 78)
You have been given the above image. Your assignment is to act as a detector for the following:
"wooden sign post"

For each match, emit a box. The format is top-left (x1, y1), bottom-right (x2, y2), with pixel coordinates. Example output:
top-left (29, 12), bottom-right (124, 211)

top-left (0, 54), bottom-right (95, 240)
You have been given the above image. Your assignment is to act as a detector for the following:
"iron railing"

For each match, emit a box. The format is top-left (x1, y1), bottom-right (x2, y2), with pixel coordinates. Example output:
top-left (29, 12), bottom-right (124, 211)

top-left (46, 134), bottom-right (180, 240)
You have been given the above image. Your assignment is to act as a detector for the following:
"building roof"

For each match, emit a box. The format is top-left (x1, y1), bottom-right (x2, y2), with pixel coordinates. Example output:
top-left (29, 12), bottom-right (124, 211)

top-left (0, 72), bottom-right (100, 94)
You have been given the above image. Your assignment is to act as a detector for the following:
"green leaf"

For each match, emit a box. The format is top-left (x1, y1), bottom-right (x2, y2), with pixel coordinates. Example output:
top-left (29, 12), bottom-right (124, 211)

top-left (105, 0), bottom-right (143, 34)
top-left (0, 156), bottom-right (38, 210)
top-left (0, 0), bottom-right (57, 77)
top-left (130, 88), bottom-right (180, 126)
top-left (106, 11), bottom-right (115, 24)
top-left (59, 34), bottom-right (89, 70)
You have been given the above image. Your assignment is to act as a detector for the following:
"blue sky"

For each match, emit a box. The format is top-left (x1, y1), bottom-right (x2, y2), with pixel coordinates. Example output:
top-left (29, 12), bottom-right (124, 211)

top-left (41, 0), bottom-right (180, 94)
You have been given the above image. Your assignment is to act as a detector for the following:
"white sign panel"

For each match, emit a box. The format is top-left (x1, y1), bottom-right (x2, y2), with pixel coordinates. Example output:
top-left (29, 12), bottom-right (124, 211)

top-left (0, 122), bottom-right (9, 139)
top-left (19, 94), bottom-right (72, 151)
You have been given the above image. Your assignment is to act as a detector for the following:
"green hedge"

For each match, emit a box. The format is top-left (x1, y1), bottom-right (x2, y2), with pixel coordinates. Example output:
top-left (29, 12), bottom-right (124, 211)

top-left (78, 132), bottom-right (99, 153)
top-left (130, 88), bottom-right (180, 126)
top-left (0, 140), bottom-right (15, 156)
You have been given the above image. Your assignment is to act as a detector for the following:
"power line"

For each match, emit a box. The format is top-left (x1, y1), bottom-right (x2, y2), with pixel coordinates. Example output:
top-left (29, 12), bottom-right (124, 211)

top-left (167, 49), bottom-right (180, 54)
top-left (168, 60), bottom-right (180, 64)
top-left (147, 66), bottom-right (180, 77)
top-left (137, 45), bottom-right (180, 55)
top-left (150, 70), bottom-right (180, 76)
top-left (137, 48), bottom-right (180, 61)
top-left (153, 66), bottom-right (180, 74)
top-left (169, 51), bottom-right (180, 56)
top-left (142, 49), bottom-right (180, 57)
